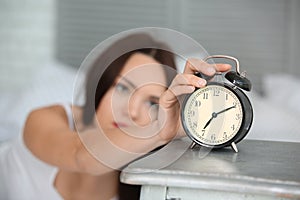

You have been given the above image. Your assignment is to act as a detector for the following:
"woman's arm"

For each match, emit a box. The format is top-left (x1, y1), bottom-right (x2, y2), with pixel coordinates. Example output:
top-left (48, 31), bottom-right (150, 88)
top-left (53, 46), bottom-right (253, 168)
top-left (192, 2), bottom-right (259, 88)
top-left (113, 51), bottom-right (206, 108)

top-left (23, 105), bottom-right (82, 171)
top-left (23, 105), bottom-right (165, 175)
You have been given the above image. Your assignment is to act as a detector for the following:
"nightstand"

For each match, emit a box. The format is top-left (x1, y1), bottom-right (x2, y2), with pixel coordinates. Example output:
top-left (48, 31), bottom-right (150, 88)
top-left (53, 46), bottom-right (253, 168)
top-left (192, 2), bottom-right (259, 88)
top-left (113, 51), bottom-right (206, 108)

top-left (121, 139), bottom-right (300, 200)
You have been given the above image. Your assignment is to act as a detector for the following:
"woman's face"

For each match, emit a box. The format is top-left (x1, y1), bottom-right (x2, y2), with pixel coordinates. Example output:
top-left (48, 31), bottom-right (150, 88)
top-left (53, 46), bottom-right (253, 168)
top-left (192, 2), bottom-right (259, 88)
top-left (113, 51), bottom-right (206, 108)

top-left (96, 52), bottom-right (168, 133)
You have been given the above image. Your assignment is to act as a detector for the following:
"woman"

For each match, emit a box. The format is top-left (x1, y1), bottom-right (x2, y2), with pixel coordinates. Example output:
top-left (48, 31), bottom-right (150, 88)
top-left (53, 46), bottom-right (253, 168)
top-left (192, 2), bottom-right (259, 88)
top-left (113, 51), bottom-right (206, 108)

top-left (0, 33), bottom-right (230, 200)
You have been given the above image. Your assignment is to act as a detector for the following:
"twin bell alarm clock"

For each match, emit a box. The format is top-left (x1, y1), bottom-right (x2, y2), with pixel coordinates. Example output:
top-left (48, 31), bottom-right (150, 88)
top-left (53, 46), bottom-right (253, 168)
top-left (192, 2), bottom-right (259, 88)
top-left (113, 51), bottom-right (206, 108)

top-left (181, 55), bottom-right (253, 152)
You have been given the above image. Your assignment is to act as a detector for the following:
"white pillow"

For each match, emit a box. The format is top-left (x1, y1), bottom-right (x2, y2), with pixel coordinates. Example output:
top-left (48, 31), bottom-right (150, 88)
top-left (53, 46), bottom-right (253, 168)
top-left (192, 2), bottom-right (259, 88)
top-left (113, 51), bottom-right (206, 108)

top-left (246, 91), bottom-right (300, 142)
top-left (263, 73), bottom-right (300, 114)
top-left (2, 61), bottom-right (77, 140)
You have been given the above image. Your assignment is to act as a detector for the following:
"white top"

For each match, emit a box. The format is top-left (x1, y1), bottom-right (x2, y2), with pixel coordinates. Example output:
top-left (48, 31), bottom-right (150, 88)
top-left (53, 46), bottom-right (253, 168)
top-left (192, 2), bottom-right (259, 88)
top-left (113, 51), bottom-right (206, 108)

top-left (0, 104), bottom-right (72, 200)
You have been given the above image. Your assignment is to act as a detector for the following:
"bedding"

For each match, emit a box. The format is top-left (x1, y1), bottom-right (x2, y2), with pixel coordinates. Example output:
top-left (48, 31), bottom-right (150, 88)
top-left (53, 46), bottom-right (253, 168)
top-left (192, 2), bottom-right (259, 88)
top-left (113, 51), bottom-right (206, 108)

top-left (0, 61), bottom-right (77, 141)
top-left (246, 73), bottom-right (300, 142)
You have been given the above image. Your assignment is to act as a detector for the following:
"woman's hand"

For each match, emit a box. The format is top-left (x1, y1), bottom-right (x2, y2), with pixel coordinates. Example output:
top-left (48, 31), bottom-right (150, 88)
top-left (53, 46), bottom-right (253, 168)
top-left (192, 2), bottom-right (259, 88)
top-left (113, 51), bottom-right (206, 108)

top-left (158, 58), bottom-right (231, 142)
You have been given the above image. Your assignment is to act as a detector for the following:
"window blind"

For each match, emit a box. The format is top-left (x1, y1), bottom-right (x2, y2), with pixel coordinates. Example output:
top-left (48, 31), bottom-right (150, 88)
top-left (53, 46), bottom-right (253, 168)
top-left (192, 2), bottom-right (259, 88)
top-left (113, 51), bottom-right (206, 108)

top-left (56, 0), bottom-right (299, 91)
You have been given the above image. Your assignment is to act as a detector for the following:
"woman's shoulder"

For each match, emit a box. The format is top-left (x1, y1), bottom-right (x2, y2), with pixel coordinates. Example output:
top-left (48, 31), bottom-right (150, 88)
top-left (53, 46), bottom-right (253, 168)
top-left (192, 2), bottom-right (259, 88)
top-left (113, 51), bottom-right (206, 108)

top-left (28, 105), bottom-right (67, 123)
top-left (30, 105), bottom-right (83, 132)
top-left (29, 104), bottom-right (81, 119)
top-left (25, 104), bottom-right (80, 130)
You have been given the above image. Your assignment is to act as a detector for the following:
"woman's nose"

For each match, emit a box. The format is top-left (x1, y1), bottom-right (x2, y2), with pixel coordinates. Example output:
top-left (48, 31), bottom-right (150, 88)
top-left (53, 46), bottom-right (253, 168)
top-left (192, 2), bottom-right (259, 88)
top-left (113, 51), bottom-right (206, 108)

top-left (128, 95), bottom-right (140, 122)
top-left (128, 94), bottom-right (152, 127)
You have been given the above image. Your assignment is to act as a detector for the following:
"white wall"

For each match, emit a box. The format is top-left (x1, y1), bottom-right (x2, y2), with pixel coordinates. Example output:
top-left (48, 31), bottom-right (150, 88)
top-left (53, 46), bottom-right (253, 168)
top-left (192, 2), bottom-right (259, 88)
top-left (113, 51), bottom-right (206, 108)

top-left (288, 0), bottom-right (300, 74)
top-left (0, 0), bottom-right (55, 91)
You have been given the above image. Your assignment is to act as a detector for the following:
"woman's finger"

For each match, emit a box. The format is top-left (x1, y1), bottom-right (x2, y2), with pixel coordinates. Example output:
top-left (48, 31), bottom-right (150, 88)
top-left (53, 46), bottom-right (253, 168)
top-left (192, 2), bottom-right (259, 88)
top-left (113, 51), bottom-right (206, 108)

top-left (171, 73), bottom-right (206, 89)
top-left (161, 73), bottom-right (207, 107)
top-left (215, 63), bottom-right (232, 72)
top-left (184, 58), bottom-right (231, 75)
top-left (160, 85), bottom-right (195, 108)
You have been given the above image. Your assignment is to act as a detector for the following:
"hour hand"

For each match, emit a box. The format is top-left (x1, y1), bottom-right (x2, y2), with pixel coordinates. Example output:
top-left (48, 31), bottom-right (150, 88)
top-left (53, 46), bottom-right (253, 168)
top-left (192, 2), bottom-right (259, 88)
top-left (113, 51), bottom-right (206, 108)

top-left (203, 112), bottom-right (217, 129)
top-left (203, 117), bottom-right (213, 129)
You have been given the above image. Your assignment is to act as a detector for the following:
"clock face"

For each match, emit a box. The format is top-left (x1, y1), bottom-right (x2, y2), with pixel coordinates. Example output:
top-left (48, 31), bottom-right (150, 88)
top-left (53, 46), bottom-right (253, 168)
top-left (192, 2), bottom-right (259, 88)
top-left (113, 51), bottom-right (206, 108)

top-left (182, 83), bottom-right (244, 147)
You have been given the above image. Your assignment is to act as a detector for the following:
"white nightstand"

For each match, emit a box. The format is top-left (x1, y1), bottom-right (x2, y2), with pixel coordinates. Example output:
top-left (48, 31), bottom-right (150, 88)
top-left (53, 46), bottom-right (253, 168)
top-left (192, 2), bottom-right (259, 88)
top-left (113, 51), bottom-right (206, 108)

top-left (121, 139), bottom-right (300, 200)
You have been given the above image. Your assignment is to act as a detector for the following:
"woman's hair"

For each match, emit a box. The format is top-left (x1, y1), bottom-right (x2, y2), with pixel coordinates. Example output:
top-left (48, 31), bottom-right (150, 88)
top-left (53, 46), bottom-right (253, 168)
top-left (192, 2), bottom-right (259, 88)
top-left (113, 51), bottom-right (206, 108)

top-left (82, 33), bottom-right (177, 125)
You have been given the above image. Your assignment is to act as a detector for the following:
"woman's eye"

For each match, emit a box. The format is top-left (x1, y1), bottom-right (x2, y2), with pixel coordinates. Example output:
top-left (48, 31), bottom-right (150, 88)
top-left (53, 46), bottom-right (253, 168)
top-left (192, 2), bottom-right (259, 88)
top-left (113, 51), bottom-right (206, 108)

top-left (115, 83), bottom-right (129, 93)
top-left (146, 100), bottom-right (159, 120)
top-left (146, 101), bottom-right (159, 109)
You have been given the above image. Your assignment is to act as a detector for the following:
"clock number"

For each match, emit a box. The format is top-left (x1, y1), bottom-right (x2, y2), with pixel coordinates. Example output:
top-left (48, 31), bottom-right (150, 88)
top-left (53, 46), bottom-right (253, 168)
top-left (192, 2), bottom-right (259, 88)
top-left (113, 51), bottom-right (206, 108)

top-left (235, 113), bottom-right (241, 120)
top-left (223, 132), bottom-right (228, 139)
top-left (203, 93), bottom-right (209, 100)
top-left (194, 100), bottom-right (201, 107)
top-left (213, 89), bottom-right (220, 96)
top-left (193, 122), bottom-right (198, 128)
top-left (201, 129), bottom-right (205, 136)
top-left (211, 134), bottom-right (216, 141)
top-left (225, 94), bottom-right (228, 101)
top-left (231, 124), bottom-right (235, 130)
top-left (188, 110), bottom-right (195, 117)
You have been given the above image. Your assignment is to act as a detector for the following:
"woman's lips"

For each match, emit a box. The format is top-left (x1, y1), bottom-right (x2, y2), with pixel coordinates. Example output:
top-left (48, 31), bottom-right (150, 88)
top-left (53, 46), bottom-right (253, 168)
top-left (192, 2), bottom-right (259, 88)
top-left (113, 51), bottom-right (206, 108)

top-left (113, 122), bottom-right (128, 128)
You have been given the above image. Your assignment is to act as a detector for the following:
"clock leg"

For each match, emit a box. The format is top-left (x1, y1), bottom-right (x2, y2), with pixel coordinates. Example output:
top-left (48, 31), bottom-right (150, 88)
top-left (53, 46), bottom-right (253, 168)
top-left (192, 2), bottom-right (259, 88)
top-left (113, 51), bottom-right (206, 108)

top-left (231, 142), bottom-right (239, 153)
top-left (190, 142), bottom-right (197, 149)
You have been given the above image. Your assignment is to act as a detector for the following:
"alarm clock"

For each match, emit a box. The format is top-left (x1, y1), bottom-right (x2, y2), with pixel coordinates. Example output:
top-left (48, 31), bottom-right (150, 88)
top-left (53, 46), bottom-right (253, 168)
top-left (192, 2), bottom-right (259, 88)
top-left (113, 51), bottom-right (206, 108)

top-left (181, 55), bottom-right (253, 152)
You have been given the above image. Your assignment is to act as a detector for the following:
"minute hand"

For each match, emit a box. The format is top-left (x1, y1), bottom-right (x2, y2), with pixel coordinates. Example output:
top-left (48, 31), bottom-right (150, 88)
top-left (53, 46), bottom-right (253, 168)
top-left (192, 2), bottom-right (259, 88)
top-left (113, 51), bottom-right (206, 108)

top-left (216, 105), bottom-right (236, 115)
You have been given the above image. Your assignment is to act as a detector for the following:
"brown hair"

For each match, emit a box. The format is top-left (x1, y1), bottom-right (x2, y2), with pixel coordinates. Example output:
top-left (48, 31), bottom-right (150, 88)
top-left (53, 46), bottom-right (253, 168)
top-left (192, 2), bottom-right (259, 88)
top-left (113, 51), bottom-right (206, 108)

top-left (82, 33), bottom-right (177, 125)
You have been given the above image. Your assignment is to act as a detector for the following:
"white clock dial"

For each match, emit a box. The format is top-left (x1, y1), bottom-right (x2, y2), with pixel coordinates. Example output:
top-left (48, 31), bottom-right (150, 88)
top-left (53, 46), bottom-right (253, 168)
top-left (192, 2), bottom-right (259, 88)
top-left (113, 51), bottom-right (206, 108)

top-left (183, 84), bottom-right (244, 146)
